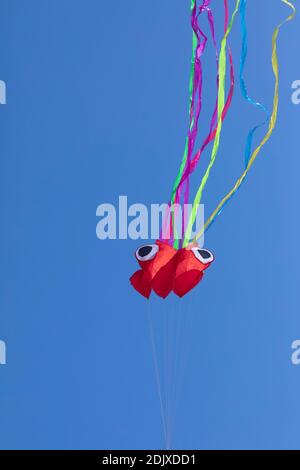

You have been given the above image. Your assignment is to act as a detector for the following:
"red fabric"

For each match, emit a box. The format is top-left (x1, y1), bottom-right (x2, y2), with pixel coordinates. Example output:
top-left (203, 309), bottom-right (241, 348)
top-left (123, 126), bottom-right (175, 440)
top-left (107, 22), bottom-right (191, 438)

top-left (130, 241), bottom-right (177, 299)
top-left (152, 255), bottom-right (178, 298)
top-left (130, 242), bottom-right (213, 299)
top-left (130, 270), bottom-right (152, 299)
top-left (173, 249), bottom-right (207, 298)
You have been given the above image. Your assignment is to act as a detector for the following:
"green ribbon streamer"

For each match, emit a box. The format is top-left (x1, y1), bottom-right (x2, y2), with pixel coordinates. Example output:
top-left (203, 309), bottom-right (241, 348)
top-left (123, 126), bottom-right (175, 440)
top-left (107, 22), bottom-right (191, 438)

top-left (171, 0), bottom-right (197, 248)
top-left (183, 0), bottom-right (241, 247)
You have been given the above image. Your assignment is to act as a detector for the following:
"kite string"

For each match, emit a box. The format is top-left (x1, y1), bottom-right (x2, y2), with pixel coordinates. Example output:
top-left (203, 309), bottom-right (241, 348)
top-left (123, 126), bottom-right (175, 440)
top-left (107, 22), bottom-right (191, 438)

top-left (183, 0), bottom-right (241, 247)
top-left (193, 0), bottom-right (296, 241)
top-left (147, 302), bottom-right (168, 448)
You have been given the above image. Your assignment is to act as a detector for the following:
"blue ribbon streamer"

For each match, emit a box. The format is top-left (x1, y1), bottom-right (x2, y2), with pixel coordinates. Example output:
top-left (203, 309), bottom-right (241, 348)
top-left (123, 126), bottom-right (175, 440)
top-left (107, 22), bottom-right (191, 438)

top-left (204, 0), bottom-right (271, 234)
top-left (240, 0), bottom-right (270, 167)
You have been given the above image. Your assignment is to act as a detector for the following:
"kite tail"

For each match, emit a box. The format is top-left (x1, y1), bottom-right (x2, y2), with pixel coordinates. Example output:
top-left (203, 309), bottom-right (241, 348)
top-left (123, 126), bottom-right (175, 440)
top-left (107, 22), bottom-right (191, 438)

top-left (240, 0), bottom-right (270, 167)
top-left (183, 0), bottom-right (241, 247)
top-left (174, 0), bottom-right (235, 244)
top-left (160, 0), bottom-right (209, 245)
top-left (192, 0), bottom-right (296, 242)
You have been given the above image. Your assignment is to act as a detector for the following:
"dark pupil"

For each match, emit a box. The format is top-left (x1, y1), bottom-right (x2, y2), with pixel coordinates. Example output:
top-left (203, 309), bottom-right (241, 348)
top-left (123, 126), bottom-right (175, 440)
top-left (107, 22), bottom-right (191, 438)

top-left (199, 249), bottom-right (211, 259)
top-left (139, 246), bottom-right (152, 258)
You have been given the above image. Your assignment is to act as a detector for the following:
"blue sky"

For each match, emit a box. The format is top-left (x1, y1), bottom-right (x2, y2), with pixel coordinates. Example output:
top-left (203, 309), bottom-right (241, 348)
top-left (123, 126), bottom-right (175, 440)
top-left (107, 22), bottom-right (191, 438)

top-left (0, 0), bottom-right (299, 450)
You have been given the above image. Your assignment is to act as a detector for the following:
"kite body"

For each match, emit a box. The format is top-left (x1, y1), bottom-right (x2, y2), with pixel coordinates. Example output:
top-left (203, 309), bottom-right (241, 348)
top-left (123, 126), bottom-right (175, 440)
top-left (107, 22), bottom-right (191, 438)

top-left (130, 242), bottom-right (214, 299)
top-left (130, 241), bottom-right (177, 299)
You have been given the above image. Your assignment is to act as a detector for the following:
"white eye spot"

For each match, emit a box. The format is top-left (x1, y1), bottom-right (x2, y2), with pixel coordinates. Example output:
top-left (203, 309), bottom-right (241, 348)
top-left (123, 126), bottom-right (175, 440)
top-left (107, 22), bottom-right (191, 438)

top-left (135, 244), bottom-right (159, 262)
top-left (191, 248), bottom-right (214, 264)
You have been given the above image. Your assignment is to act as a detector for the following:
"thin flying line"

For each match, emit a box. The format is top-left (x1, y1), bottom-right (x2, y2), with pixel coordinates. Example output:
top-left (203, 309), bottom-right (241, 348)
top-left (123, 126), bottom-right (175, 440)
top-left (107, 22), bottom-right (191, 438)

top-left (147, 302), bottom-right (168, 449)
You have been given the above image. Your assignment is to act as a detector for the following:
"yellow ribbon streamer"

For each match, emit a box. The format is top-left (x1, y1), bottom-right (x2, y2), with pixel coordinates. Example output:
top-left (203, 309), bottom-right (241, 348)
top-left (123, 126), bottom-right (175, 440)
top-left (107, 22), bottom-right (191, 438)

top-left (183, 0), bottom-right (241, 247)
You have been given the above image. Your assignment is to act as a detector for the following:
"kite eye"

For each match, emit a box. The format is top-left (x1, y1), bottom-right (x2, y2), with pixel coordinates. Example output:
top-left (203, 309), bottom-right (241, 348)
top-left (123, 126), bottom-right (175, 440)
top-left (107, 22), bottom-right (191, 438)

top-left (135, 244), bottom-right (159, 262)
top-left (191, 248), bottom-right (214, 265)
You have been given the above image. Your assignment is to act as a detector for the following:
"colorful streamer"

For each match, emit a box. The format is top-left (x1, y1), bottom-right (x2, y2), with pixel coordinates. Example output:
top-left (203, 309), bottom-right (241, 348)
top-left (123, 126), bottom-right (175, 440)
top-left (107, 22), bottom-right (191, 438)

top-left (162, 0), bottom-right (210, 246)
top-left (192, 0), bottom-right (296, 242)
top-left (183, 0), bottom-right (241, 247)
top-left (240, 0), bottom-right (270, 167)
top-left (174, 0), bottom-right (235, 246)
top-left (165, 0), bottom-right (235, 248)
